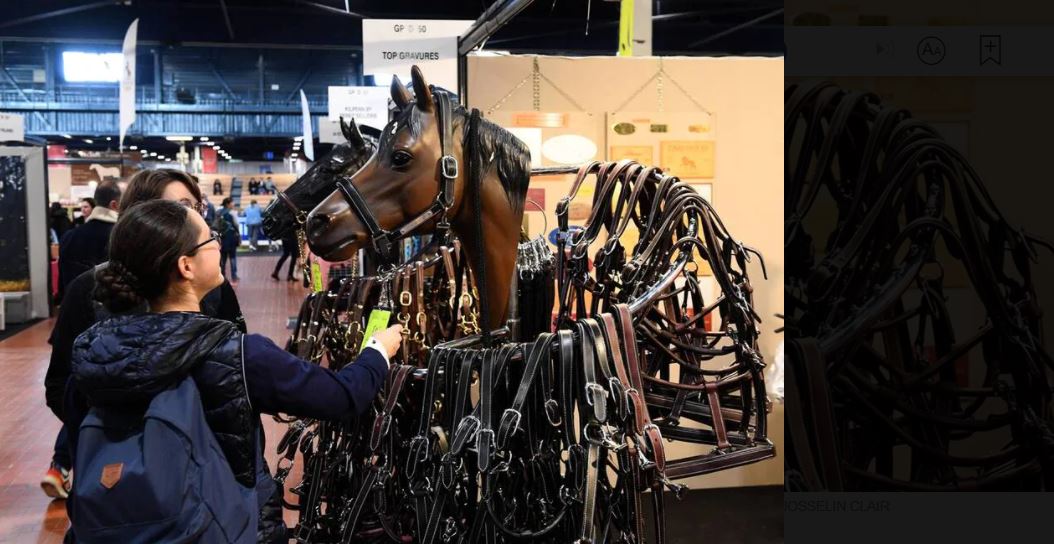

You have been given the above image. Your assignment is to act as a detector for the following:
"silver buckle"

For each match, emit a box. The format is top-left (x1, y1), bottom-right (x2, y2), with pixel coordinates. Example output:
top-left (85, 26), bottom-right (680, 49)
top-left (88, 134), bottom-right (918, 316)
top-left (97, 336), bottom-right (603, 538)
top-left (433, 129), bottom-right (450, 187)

top-left (500, 408), bottom-right (522, 437)
top-left (440, 155), bottom-right (459, 179)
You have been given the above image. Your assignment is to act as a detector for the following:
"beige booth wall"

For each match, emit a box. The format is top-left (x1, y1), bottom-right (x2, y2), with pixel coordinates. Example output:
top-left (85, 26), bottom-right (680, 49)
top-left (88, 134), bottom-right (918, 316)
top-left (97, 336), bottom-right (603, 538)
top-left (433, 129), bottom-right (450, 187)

top-left (467, 55), bottom-right (784, 489)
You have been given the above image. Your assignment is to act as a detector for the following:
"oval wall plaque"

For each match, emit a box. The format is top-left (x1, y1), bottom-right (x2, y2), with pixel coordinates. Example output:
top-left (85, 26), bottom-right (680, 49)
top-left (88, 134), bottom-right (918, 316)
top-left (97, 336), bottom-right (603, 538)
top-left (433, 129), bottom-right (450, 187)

top-left (541, 134), bottom-right (598, 165)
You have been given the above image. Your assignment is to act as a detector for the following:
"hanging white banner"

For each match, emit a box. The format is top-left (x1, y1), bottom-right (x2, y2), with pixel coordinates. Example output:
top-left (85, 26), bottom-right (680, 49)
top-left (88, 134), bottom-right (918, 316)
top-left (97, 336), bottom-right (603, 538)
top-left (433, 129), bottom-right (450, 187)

top-left (300, 90), bottom-right (315, 161)
top-left (118, 19), bottom-right (138, 150)
top-left (362, 19), bottom-right (473, 92)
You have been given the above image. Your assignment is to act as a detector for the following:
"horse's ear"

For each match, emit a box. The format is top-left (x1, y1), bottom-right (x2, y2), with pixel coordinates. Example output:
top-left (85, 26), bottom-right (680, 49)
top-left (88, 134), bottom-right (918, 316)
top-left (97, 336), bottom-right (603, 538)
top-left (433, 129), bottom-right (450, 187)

top-left (390, 74), bottom-right (413, 110)
top-left (340, 117), bottom-right (366, 151)
top-left (410, 65), bottom-right (433, 112)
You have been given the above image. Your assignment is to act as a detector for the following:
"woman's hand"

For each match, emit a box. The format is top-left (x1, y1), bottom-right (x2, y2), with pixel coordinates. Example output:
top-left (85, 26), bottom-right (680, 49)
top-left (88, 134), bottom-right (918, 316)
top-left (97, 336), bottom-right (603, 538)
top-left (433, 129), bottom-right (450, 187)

top-left (372, 324), bottom-right (405, 359)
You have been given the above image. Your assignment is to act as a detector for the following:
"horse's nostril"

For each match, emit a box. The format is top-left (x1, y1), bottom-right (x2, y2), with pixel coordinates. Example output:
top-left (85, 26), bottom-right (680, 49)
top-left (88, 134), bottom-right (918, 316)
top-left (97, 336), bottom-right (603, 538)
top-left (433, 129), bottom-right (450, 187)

top-left (308, 214), bottom-right (330, 233)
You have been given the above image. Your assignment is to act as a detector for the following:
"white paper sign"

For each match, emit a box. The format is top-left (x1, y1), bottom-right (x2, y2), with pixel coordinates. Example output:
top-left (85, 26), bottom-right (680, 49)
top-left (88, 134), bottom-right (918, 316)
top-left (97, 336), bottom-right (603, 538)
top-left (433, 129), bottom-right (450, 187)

top-left (319, 119), bottom-right (343, 145)
top-left (70, 185), bottom-right (95, 201)
top-left (0, 112), bottom-right (24, 142)
top-left (362, 19), bottom-right (473, 92)
top-left (327, 86), bottom-right (389, 129)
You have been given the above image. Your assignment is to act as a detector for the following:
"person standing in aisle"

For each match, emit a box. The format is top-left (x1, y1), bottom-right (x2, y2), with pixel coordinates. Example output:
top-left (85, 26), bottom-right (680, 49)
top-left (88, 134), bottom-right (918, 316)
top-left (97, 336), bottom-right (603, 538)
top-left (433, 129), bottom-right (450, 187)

top-left (271, 230), bottom-right (300, 281)
top-left (204, 199), bottom-right (216, 224)
top-left (71, 197), bottom-right (94, 227)
top-left (57, 183), bottom-right (121, 303)
top-left (245, 200), bottom-right (263, 251)
top-left (216, 197), bottom-right (240, 282)
top-left (49, 202), bottom-right (74, 242)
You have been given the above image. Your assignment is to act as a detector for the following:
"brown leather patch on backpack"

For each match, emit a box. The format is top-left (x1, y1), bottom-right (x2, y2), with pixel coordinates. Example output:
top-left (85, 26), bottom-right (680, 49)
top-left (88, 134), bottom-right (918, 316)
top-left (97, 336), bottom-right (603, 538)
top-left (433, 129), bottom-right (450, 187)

top-left (100, 463), bottom-right (123, 489)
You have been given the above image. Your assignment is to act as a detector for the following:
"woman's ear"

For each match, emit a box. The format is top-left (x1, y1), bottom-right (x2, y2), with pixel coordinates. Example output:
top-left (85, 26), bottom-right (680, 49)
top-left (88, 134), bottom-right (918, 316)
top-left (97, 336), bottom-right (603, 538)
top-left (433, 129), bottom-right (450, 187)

top-left (176, 254), bottom-right (196, 282)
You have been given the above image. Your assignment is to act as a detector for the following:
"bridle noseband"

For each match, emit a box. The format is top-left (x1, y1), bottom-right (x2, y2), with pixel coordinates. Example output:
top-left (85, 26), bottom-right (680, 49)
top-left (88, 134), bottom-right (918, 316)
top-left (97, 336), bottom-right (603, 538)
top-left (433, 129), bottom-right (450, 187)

top-left (335, 87), bottom-right (461, 265)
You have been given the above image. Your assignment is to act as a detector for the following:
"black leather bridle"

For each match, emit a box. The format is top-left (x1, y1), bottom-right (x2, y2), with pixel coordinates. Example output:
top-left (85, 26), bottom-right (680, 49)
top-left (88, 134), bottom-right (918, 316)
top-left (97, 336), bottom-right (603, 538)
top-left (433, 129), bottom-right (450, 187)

top-left (335, 87), bottom-right (460, 265)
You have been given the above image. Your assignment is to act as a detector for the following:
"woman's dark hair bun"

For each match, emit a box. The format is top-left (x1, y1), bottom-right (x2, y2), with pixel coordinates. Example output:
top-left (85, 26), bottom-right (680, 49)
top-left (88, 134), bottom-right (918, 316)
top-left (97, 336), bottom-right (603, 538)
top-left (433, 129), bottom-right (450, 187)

top-left (93, 260), bottom-right (146, 313)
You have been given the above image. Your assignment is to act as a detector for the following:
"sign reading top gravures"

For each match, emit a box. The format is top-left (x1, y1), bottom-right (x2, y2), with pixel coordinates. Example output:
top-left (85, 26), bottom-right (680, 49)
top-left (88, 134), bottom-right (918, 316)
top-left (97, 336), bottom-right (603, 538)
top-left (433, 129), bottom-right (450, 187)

top-left (362, 19), bottom-right (473, 92)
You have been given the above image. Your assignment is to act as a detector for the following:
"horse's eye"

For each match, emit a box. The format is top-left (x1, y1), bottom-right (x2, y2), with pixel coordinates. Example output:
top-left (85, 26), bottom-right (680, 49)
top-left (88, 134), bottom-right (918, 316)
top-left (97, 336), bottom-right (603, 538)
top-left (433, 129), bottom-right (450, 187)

top-left (391, 150), bottom-right (413, 167)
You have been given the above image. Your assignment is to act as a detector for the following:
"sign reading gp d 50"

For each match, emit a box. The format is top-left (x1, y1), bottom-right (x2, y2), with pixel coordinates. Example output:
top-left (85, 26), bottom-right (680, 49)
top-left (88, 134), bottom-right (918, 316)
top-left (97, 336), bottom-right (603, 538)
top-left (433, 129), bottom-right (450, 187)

top-left (362, 19), bottom-right (473, 92)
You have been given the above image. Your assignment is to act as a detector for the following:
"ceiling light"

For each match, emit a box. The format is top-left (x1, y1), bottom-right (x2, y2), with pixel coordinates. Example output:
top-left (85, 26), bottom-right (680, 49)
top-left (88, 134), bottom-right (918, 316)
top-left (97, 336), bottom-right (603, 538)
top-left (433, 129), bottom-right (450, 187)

top-left (84, 138), bottom-right (94, 144)
top-left (62, 51), bottom-right (122, 82)
top-left (199, 136), bottom-right (209, 141)
top-left (105, 136), bottom-right (111, 141)
top-left (129, 145), bottom-right (138, 150)
top-left (61, 134), bottom-right (72, 139)
top-left (293, 136), bottom-right (303, 141)
top-left (165, 135), bottom-right (193, 142)
top-left (148, 152), bottom-right (156, 157)
top-left (208, 142), bottom-right (217, 147)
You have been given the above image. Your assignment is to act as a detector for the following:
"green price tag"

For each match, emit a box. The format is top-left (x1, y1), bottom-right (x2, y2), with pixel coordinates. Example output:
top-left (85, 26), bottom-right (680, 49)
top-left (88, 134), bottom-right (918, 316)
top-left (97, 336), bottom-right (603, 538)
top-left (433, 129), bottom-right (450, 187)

top-left (359, 309), bottom-right (392, 352)
top-left (311, 262), bottom-right (323, 292)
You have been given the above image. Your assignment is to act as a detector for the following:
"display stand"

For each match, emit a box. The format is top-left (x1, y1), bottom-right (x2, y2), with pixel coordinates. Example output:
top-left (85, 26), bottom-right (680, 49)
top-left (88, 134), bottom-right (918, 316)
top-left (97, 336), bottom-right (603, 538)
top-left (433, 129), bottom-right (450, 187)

top-left (0, 145), bottom-right (50, 322)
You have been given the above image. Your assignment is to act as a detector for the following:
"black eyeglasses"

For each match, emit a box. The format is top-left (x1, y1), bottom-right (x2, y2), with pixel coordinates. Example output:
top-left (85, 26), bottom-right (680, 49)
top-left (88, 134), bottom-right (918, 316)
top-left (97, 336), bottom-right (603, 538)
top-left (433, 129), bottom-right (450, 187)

top-left (187, 230), bottom-right (220, 254)
top-left (178, 198), bottom-right (207, 216)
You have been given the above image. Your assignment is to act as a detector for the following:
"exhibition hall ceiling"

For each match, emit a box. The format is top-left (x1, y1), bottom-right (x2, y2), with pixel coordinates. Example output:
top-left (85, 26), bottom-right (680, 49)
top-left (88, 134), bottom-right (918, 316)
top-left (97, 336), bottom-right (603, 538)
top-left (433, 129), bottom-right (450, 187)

top-left (0, 0), bottom-right (783, 56)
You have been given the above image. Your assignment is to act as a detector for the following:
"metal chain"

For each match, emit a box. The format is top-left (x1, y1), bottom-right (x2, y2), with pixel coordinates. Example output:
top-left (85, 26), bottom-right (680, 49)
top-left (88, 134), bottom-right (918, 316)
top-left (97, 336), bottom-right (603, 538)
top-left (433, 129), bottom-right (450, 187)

top-left (486, 71), bottom-right (533, 115)
top-left (613, 71), bottom-right (660, 113)
top-left (295, 221), bottom-right (311, 284)
top-left (613, 58), bottom-right (712, 114)
top-left (664, 71), bottom-right (710, 113)
top-left (657, 62), bottom-right (664, 112)
top-left (537, 70), bottom-right (586, 111)
top-left (485, 56), bottom-right (586, 113)
top-left (532, 57), bottom-right (541, 111)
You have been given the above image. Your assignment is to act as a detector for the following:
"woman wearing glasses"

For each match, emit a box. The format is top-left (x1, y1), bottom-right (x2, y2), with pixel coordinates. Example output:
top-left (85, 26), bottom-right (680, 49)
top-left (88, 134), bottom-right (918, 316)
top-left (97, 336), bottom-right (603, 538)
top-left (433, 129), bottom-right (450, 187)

top-left (42, 170), bottom-right (245, 502)
top-left (62, 200), bottom-right (403, 542)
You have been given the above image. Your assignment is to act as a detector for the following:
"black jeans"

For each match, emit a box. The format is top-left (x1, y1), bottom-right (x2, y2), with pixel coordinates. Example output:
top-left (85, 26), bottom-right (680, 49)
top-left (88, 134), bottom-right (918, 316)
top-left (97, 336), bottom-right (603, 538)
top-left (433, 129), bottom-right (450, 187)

top-left (220, 248), bottom-right (238, 279)
top-left (274, 241), bottom-right (299, 278)
top-left (53, 424), bottom-right (70, 469)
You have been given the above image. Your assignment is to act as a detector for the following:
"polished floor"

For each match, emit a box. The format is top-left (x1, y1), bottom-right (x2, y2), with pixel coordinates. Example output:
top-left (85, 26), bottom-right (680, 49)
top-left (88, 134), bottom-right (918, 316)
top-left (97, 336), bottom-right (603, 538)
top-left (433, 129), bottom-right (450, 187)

top-left (0, 255), bottom-right (309, 542)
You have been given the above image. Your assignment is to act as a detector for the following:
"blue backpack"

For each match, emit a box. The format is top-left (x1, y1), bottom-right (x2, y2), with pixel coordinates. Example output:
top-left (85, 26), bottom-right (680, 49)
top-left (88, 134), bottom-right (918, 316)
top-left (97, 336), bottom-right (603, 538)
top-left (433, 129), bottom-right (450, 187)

top-left (71, 377), bottom-right (258, 543)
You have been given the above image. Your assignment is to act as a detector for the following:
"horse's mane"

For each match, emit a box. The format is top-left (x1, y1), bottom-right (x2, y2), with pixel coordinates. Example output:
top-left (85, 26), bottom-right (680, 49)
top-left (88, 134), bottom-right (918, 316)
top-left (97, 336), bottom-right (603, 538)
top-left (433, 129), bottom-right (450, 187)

top-left (456, 103), bottom-right (530, 215)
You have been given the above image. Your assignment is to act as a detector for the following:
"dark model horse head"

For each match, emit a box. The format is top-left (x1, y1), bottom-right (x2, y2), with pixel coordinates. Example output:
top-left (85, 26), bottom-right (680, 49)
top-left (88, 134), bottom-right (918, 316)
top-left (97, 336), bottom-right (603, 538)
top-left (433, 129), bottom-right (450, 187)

top-left (306, 66), bottom-right (530, 328)
top-left (261, 118), bottom-right (378, 240)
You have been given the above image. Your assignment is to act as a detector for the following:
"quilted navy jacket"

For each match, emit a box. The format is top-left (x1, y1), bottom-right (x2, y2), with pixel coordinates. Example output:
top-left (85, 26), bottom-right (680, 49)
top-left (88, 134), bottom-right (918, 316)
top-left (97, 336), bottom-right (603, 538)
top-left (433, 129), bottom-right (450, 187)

top-left (67, 311), bottom-right (389, 543)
